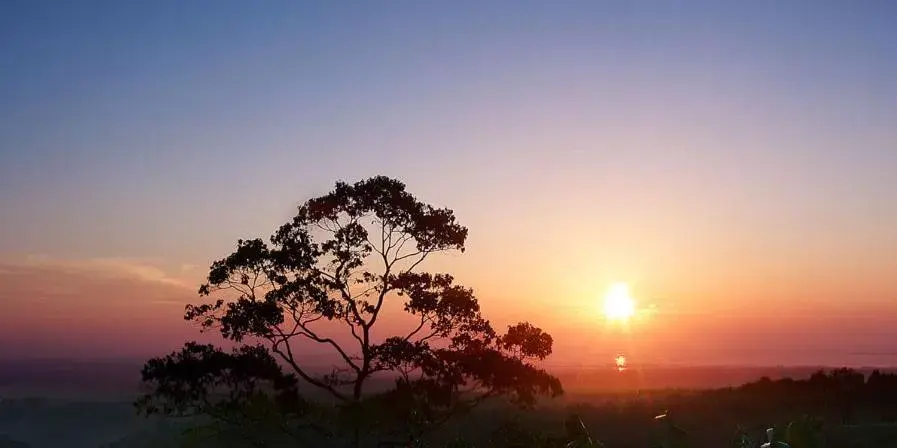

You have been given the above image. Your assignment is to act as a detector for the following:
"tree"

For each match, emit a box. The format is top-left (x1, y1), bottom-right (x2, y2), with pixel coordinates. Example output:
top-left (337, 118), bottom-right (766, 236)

top-left (828, 368), bottom-right (864, 424)
top-left (136, 176), bottom-right (562, 447)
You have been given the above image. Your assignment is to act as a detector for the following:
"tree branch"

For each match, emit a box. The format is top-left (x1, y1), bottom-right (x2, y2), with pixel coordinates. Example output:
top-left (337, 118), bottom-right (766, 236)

top-left (417, 328), bottom-right (441, 343)
top-left (400, 251), bottom-right (430, 275)
top-left (392, 250), bottom-right (423, 265)
top-left (294, 322), bottom-right (361, 374)
top-left (282, 305), bottom-right (358, 373)
top-left (266, 333), bottom-right (348, 402)
top-left (403, 314), bottom-right (429, 342)
top-left (344, 313), bottom-right (365, 348)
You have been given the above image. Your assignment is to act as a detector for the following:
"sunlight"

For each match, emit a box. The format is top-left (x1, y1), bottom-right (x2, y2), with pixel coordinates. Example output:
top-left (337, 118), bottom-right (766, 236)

top-left (602, 282), bottom-right (636, 322)
top-left (615, 354), bottom-right (627, 372)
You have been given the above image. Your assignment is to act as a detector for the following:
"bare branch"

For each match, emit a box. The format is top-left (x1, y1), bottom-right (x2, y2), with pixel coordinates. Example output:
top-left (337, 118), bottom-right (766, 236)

top-left (417, 328), bottom-right (441, 343)
top-left (267, 333), bottom-right (348, 402)
top-left (344, 313), bottom-right (365, 348)
top-left (296, 325), bottom-right (361, 374)
top-left (351, 283), bottom-right (379, 301)
top-left (300, 314), bottom-right (324, 326)
top-left (392, 250), bottom-right (423, 265)
top-left (403, 314), bottom-right (429, 342)
top-left (380, 218), bottom-right (388, 258)
top-left (315, 263), bottom-right (366, 330)
top-left (388, 231), bottom-right (412, 254)
top-left (280, 303), bottom-right (361, 374)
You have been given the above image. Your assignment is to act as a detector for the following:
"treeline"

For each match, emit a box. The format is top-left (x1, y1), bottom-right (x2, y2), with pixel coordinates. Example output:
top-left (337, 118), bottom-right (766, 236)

top-left (504, 369), bottom-right (897, 447)
top-left (723, 368), bottom-right (897, 424)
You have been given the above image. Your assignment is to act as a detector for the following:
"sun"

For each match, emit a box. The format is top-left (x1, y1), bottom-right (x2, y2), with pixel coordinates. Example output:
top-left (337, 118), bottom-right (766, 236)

top-left (602, 282), bottom-right (636, 322)
top-left (615, 354), bottom-right (627, 372)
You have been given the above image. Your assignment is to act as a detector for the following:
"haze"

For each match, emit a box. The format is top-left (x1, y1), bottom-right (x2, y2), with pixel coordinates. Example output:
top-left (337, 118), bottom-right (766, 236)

top-left (2, 1), bottom-right (896, 368)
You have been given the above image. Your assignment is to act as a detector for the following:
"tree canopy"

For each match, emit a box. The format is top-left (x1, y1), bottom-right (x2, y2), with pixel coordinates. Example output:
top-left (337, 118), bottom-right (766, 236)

top-left (137, 176), bottom-right (562, 447)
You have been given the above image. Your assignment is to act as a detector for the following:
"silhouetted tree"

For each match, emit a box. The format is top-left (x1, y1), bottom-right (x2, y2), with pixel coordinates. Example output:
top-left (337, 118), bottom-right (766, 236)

top-left (828, 368), bottom-right (864, 424)
top-left (136, 176), bottom-right (562, 447)
top-left (866, 370), bottom-right (897, 421)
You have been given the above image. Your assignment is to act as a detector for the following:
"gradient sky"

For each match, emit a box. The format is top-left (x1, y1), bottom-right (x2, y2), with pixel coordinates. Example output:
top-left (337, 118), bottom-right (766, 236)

top-left (2, 1), bottom-right (896, 367)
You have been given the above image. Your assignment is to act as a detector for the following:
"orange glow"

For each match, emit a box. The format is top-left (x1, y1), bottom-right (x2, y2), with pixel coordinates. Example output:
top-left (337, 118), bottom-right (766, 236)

top-left (602, 282), bottom-right (636, 322)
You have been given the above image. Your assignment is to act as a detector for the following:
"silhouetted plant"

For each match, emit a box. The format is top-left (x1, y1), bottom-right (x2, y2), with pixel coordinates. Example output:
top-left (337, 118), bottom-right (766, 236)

top-left (732, 424), bottom-right (753, 448)
top-left (785, 415), bottom-right (824, 448)
top-left (486, 414), bottom-right (603, 448)
top-left (563, 414), bottom-right (603, 447)
top-left (136, 176), bottom-right (562, 447)
top-left (761, 427), bottom-right (791, 448)
top-left (646, 411), bottom-right (688, 448)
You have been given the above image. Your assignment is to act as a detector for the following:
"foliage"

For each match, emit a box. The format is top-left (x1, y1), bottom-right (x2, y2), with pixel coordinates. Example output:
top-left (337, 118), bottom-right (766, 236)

top-left (483, 414), bottom-right (603, 448)
top-left (136, 176), bottom-right (562, 447)
top-left (785, 416), bottom-right (824, 448)
top-left (733, 425), bottom-right (753, 448)
top-left (6, 367), bottom-right (897, 447)
top-left (648, 412), bottom-right (688, 448)
top-left (483, 411), bottom-right (828, 448)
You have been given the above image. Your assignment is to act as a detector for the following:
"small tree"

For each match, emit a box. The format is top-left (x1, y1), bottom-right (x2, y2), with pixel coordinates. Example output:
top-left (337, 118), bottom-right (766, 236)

top-left (137, 176), bottom-right (562, 447)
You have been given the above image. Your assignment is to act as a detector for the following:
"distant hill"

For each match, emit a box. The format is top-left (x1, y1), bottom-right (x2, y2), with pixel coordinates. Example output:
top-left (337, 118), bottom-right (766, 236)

top-left (0, 359), bottom-right (144, 400)
top-left (2, 358), bottom-right (895, 400)
top-left (0, 399), bottom-right (159, 448)
top-left (0, 434), bottom-right (31, 448)
top-left (555, 365), bottom-right (897, 394)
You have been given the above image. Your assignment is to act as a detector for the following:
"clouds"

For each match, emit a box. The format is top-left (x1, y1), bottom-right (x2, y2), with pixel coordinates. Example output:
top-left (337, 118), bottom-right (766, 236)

top-left (0, 255), bottom-right (204, 359)
top-left (5, 254), bottom-right (196, 288)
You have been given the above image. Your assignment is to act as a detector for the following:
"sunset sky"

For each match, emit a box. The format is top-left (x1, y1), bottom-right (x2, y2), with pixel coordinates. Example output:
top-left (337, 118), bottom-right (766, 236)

top-left (2, 1), bottom-right (896, 367)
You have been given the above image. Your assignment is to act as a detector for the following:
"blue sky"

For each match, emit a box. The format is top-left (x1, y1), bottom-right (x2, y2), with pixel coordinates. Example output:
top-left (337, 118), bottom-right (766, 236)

top-left (2, 1), bottom-right (897, 363)
top-left (3, 1), bottom-right (896, 259)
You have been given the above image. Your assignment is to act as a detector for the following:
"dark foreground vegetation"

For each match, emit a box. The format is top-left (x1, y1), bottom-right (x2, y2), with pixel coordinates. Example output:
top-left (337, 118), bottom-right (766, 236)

top-left (2, 368), bottom-right (897, 447)
top-left (164, 368), bottom-right (897, 447)
top-left (526, 368), bottom-right (897, 448)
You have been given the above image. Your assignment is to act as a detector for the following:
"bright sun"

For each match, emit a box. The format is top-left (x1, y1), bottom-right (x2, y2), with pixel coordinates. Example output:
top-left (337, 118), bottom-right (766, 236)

top-left (602, 282), bottom-right (636, 321)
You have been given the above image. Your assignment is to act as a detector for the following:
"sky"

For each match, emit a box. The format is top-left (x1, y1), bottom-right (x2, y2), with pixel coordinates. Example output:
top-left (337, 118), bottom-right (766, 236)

top-left (1, 1), bottom-right (896, 367)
